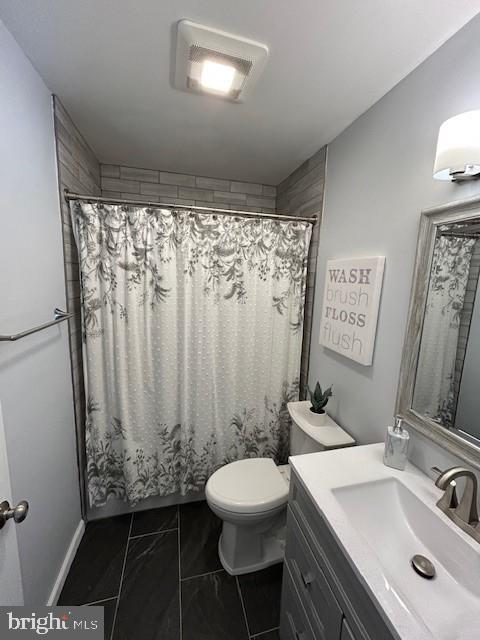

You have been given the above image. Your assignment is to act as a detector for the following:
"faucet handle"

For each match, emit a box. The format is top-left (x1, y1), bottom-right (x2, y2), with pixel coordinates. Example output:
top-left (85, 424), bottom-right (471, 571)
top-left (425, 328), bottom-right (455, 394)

top-left (431, 467), bottom-right (458, 510)
top-left (438, 479), bottom-right (458, 510)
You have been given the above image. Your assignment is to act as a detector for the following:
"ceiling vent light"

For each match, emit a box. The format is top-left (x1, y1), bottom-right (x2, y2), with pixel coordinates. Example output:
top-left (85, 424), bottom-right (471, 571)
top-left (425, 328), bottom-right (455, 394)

top-left (174, 20), bottom-right (269, 102)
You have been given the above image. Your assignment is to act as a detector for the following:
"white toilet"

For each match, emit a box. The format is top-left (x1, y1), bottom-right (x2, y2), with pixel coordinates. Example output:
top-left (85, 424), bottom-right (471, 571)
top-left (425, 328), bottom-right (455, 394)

top-left (206, 400), bottom-right (355, 575)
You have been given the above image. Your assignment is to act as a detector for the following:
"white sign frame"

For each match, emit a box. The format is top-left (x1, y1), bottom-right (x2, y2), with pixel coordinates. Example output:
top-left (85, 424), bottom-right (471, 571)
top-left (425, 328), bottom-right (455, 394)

top-left (319, 256), bottom-right (385, 366)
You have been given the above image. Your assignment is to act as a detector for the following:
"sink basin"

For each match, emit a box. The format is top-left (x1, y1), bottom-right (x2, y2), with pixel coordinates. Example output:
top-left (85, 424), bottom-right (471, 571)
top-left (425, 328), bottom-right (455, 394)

top-left (333, 477), bottom-right (480, 640)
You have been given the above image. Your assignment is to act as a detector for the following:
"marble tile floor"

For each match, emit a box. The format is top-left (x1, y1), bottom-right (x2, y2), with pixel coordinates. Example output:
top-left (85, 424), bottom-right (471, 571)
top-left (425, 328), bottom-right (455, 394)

top-left (58, 501), bottom-right (282, 640)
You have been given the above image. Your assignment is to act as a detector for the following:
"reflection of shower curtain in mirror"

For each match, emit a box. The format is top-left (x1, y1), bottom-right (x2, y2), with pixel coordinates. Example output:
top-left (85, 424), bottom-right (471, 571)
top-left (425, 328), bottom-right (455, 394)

top-left (414, 235), bottom-right (475, 426)
top-left (71, 201), bottom-right (311, 507)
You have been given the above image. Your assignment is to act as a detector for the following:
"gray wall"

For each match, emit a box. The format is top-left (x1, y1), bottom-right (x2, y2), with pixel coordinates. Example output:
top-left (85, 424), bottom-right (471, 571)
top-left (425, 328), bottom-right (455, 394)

top-left (309, 14), bottom-right (480, 474)
top-left (101, 165), bottom-right (276, 213)
top-left (53, 96), bottom-right (102, 516)
top-left (277, 148), bottom-right (326, 395)
top-left (0, 20), bottom-right (81, 604)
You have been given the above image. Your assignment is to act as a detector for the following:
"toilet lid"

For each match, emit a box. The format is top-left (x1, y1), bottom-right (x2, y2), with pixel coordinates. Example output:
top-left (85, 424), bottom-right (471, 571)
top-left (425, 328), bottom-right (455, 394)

top-left (206, 458), bottom-right (289, 514)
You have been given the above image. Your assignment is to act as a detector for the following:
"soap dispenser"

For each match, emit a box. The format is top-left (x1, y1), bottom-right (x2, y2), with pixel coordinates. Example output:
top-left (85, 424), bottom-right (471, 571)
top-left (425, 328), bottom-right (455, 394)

top-left (383, 417), bottom-right (409, 470)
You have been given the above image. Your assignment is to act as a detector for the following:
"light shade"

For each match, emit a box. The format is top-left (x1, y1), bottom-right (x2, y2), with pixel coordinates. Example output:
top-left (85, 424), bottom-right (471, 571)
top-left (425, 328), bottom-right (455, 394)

top-left (200, 60), bottom-right (236, 93)
top-left (433, 110), bottom-right (480, 181)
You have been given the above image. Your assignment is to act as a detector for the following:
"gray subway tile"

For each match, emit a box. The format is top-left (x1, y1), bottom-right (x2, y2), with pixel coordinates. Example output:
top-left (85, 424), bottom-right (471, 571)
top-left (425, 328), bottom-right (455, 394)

top-left (67, 280), bottom-right (81, 300)
top-left (59, 161), bottom-right (87, 194)
top-left (276, 194), bottom-right (289, 213)
top-left (277, 159), bottom-right (310, 195)
top-left (65, 261), bottom-right (80, 282)
top-left (173, 199), bottom-right (195, 207)
top-left (196, 176), bottom-right (231, 191)
top-left (262, 185), bottom-right (277, 197)
top-left (140, 182), bottom-right (178, 197)
top-left (101, 190), bottom-right (122, 199)
top-left (246, 195), bottom-right (276, 209)
top-left (64, 244), bottom-right (79, 264)
top-left (160, 172), bottom-right (196, 187)
top-left (102, 177), bottom-right (140, 193)
top-left (78, 167), bottom-right (100, 194)
top-left (213, 190), bottom-right (247, 205)
top-left (231, 181), bottom-right (263, 195)
top-left (307, 146), bottom-right (327, 171)
top-left (285, 169), bottom-right (324, 207)
top-left (125, 192), bottom-right (159, 202)
top-left (56, 140), bottom-right (77, 176)
top-left (101, 164), bottom-right (120, 178)
top-left (121, 166), bottom-right (159, 183)
top-left (179, 187), bottom-right (214, 201)
top-left (195, 200), bottom-right (227, 209)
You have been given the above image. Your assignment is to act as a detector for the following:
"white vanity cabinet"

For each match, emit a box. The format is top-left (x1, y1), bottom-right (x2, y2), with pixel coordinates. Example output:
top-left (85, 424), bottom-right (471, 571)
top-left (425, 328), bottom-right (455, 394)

top-left (280, 469), bottom-right (397, 640)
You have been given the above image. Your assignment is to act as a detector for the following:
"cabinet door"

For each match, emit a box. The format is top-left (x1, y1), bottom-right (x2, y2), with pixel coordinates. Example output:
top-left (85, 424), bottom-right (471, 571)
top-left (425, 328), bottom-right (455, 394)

top-left (280, 565), bottom-right (317, 640)
top-left (286, 509), bottom-right (343, 639)
top-left (341, 618), bottom-right (357, 640)
top-left (289, 473), bottom-right (395, 640)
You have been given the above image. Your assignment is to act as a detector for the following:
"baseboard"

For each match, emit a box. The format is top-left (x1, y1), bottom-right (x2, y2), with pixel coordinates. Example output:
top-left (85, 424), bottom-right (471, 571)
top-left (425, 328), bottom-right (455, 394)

top-left (47, 519), bottom-right (85, 605)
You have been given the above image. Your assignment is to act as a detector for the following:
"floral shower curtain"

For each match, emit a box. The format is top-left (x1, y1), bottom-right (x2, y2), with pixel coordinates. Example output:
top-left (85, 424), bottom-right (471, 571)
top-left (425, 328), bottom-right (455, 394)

top-left (413, 234), bottom-right (475, 427)
top-left (71, 201), bottom-right (311, 507)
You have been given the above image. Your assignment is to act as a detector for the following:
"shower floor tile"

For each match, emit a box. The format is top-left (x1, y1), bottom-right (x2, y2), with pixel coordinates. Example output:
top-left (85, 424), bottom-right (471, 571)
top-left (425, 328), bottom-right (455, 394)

top-left (58, 501), bottom-right (282, 640)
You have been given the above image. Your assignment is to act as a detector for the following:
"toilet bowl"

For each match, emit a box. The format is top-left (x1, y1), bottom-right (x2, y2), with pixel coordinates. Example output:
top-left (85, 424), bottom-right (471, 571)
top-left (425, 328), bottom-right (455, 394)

top-left (206, 458), bottom-right (289, 575)
top-left (206, 401), bottom-right (355, 575)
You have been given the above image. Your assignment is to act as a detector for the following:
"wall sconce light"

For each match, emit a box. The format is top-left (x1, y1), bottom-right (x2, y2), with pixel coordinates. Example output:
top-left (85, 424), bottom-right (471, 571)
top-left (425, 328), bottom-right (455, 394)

top-left (433, 110), bottom-right (480, 181)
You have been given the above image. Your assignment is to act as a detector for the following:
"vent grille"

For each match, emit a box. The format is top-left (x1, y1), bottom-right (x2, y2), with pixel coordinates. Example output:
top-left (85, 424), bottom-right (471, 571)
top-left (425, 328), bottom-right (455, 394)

top-left (175, 20), bottom-right (269, 102)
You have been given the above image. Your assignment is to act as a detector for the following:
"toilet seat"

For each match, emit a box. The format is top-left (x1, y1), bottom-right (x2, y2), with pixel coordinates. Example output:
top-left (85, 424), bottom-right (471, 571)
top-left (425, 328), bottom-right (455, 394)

top-left (206, 458), bottom-right (289, 515)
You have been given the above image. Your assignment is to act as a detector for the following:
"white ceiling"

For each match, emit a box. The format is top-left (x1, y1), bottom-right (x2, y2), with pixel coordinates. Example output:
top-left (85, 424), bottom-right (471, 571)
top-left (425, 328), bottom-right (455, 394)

top-left (1, 1), bottom-right (479, 185)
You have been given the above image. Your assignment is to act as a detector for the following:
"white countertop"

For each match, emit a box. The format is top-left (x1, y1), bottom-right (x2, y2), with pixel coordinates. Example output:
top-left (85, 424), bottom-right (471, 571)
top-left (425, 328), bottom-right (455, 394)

top-left (289, 443), bottom-right (480, 640)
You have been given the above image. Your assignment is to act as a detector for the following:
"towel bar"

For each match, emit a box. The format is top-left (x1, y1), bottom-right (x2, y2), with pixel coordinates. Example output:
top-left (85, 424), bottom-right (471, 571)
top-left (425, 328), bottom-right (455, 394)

top-left (0, 308), bottom-right (74, 342)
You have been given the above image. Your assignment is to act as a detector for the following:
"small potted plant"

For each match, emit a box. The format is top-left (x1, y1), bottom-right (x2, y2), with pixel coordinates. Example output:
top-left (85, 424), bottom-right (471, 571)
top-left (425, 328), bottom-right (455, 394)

top-left (305, 382), bottom-right (333, 426)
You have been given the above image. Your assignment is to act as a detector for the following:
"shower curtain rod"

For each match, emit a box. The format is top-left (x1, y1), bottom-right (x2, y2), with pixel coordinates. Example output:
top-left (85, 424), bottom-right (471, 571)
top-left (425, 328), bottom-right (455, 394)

top-left (64, 190), bottom-right (318, 224)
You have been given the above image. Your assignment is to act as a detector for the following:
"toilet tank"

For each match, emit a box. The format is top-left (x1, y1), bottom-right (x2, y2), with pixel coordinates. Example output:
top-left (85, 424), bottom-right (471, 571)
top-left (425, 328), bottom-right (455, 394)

top-left (290, 417), bottom-right (326, 455)
top-left (287, 401), bottom-right (355, 456)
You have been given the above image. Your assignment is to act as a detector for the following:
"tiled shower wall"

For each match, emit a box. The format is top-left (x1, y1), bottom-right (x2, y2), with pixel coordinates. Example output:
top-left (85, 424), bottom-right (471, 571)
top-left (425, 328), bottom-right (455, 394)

top-left (53, 96), bottom-right (101, 515)
top-left (101, 157), bottom-right (325, 400)
top-left (277, 147), bottom-right (327, 397)
top-left (100, 164), bottom-right (276, 212)
top-left (54, 99), bottom-right (325, 516)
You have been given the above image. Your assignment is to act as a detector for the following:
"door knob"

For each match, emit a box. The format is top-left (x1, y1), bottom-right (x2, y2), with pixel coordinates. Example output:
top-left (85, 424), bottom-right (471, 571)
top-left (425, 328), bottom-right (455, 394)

top-left (0, 500), bottom-right (29, 529)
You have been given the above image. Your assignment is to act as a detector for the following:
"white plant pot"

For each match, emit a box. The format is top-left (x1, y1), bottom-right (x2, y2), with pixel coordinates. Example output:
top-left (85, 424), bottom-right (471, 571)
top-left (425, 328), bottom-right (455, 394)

top-left (307, 409), bottom-right (328, 427)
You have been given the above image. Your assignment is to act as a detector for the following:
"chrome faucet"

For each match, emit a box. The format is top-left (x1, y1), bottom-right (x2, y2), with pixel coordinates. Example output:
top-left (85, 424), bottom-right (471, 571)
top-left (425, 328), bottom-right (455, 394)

top-left (432, 466), bottom-right (480, 543)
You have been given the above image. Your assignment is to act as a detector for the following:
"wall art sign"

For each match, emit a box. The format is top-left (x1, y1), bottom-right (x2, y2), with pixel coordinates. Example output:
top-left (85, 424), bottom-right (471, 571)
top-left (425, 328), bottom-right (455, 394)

top-left (319, 256), bottom-right (385, 366)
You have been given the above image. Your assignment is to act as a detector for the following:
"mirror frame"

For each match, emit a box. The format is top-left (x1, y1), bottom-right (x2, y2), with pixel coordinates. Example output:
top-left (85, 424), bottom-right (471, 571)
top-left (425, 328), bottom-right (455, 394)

top-left (396, 193), bottom-right (480, 471)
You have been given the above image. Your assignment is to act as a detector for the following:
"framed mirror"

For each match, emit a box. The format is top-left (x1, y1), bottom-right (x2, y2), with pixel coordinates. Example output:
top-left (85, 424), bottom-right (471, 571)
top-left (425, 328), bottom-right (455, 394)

top-left (397, 194), bottom-right (480, 470)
